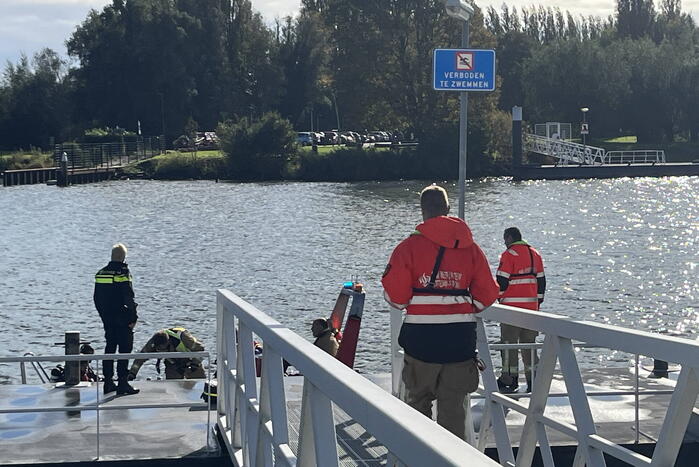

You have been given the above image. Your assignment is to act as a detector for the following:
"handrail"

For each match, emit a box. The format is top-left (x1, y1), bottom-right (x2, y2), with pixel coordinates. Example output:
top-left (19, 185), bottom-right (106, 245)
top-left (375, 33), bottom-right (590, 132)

top-left (482, 306), bottom-right (699, 365)
top-left (604, 150), bottom-right (666, 164)
top-left (389, 303), bottom-right (699, 466)
top-left (216, 289), bottom-right (498, 467)
top-left (485, 305), bottom-right (696, 466)
top-left (20, 351), bottom-right (49, 384)
top-left (0, 351), bottom-right (209, 364)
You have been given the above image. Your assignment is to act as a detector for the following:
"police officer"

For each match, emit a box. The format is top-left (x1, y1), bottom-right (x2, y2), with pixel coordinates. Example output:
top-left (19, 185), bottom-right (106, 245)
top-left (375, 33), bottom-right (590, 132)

top-left (128, 327), bottom-right (205, 380)
top-left (496, 227), bottom-right (546, 393)
top-left (382, 185), bottom-right (499, 440)
top-left (94, 243), bottom-right (139, 395)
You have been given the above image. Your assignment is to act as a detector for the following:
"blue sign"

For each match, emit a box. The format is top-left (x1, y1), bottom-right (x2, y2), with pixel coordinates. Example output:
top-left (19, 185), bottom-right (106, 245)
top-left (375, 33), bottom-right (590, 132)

top-left (433, 49), bottom-right (496, 92)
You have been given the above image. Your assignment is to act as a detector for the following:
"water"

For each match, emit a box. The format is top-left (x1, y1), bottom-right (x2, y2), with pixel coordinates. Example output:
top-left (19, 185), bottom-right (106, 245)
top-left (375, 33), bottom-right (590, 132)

top-left (0, 177), bottom-right (697, 383)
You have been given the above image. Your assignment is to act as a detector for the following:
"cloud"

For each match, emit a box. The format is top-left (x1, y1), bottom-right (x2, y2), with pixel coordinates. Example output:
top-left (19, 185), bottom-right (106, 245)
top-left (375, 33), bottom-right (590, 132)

top-left (0, 0), bottom-right (110, 64)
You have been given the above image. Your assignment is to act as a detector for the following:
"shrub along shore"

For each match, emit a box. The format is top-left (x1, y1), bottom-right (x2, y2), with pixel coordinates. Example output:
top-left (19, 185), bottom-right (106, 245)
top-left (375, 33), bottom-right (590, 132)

top-left (127, 145), bottom-right (512, 182)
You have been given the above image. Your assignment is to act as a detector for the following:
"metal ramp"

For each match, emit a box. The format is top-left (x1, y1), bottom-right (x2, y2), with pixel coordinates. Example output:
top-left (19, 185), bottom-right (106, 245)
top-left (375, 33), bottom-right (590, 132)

top-left (525, 134), bottom-right (606, 165)
top-left (524, 134), bottom-right (667, 166)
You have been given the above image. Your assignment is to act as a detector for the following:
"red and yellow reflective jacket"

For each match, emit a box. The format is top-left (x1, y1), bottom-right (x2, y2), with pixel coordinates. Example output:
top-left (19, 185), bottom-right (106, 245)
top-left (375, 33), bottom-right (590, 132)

top-left (496, 241), bottom-right (546, 310)
top-left (382, 216), bottom-right (499, 363)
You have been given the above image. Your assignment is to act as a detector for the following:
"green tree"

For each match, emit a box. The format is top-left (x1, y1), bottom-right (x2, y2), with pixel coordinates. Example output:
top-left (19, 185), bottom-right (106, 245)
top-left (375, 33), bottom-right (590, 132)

top-left (218, 112), bottom-right (297, 180)
top-left (0, 49), bottom-right (70, 149)
top-left (617, 0), bottom-right (656, 39)
top-left (277, 12), bottom-right (329, 129)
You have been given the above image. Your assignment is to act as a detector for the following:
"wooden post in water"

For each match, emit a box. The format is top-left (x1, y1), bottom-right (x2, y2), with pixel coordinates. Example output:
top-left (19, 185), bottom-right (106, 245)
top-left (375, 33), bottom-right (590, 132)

top-left (64, 331), bottom-right (80, 385)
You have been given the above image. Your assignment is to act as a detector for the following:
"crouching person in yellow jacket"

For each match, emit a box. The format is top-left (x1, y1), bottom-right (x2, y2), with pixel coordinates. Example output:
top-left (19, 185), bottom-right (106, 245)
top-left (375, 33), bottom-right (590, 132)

top-left (128, 327), bottom-right (206, 380)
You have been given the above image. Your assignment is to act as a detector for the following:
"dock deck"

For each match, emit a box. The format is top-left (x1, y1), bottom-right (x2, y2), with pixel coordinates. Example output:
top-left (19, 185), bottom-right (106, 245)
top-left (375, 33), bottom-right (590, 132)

top-left (1, 367), bottom-right (698, 466)
top-left (0, 380), bottom-right (218, 465)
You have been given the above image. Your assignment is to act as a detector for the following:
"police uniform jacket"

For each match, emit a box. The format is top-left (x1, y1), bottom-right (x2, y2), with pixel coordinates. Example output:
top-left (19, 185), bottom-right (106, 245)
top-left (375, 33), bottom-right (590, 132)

top-left (94, 261), bottom-right (138, 327)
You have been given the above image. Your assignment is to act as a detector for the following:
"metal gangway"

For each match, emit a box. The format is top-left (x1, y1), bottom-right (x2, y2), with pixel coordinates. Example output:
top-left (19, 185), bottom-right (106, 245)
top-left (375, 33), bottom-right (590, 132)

top-left (216, 289), bottom-right (497, 467)
top-left (525, 134), bottom-right (606, 165)
top-left (525, 134), bottom-right (667, 166)
top-left (219, 289), bottom-right (699, 467)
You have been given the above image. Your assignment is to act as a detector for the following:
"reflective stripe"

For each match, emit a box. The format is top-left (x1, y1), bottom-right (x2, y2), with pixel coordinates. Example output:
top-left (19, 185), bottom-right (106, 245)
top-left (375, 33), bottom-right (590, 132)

top-left (507, 248), bottom-right (519, 256)
top-left (165, 328), bottom-right (190, 352)
top-left (537, 294), bottom-right (545, 299)
top-left (410, 295), bottom-right (472, 306)
top-left (509, 278), bottom-right (537, 285)
top-left (113, 275), bottom-right (131, 283)
top-left (496, 270), bottom-right (510, 278)
top-left (95, 277), bottom-right (114, 284)
top-left (472, 299), bottom-right (486, 311)
top-left (500, 297), bottom-right (539, 303)
top-left (383, 291), bottom-right (408, 310)
top-left (536, 272), bottom-right (545, 278)
top-left (405, 313), bottom-right (478, 324)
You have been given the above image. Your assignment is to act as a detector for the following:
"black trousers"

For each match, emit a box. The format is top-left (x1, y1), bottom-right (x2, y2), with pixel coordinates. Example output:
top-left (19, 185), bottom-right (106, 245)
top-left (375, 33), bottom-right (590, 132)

top-left (103, 324), bottom-right (134, 382)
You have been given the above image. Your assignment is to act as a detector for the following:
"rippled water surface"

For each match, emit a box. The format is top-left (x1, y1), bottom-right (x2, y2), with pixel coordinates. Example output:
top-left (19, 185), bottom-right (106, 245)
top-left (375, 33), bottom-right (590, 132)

top-left (0, 177), bottom-right (697, 382)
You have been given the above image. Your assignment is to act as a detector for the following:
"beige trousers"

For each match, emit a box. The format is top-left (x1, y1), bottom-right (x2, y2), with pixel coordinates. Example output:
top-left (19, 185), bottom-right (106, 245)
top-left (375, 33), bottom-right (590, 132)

top-left (402, 354), bottom-right (479, 440)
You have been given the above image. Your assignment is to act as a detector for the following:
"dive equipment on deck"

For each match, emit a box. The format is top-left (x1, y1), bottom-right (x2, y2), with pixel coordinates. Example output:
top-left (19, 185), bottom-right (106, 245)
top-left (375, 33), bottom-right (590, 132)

top-left (331, 281), bottom-right (365, 369)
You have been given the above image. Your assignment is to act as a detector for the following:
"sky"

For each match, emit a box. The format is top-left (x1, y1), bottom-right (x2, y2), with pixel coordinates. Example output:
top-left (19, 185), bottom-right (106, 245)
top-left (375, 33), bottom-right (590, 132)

top-left (1, 0), bottom-right (698, 67)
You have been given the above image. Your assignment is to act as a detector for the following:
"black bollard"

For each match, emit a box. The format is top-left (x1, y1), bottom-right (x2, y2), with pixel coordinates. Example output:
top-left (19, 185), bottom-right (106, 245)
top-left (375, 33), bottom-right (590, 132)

top-left (64, 331), bottom-right (80, 385)
top-left (651, 359), bottom-right (669, 378)
top-left (58, 152), bottom-right (69, 187)
top-left (512, 106), bottom-right (523, 169)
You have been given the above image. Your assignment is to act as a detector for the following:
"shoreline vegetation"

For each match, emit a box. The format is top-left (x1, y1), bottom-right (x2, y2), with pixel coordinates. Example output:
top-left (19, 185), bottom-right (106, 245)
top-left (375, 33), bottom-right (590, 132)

top-left (3, 137), bottom-right (699, 183)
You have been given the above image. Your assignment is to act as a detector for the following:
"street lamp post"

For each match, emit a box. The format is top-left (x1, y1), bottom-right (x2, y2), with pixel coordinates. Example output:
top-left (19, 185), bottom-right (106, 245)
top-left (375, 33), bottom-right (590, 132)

top-left (580, 107), bottom-right (589, 164)
top-left (580, 107), bottom-right (589, 146)
top-left (158, 92), bottom-right (166, 137)
top-left (445, 0), bottom-right (475, 220)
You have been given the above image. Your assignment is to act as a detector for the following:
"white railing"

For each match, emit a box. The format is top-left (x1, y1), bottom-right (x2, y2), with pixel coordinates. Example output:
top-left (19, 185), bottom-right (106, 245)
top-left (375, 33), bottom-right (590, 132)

top-left (604, 151), bottom-right (666, 165)
top-left (0, 351), bottom-right (213, 461)
top-left (216, 289), bottom-right (499, 467)
top-left (392, 304), bottom-right (699, 467)
top-left (524, 134), bottom-right (606, 165)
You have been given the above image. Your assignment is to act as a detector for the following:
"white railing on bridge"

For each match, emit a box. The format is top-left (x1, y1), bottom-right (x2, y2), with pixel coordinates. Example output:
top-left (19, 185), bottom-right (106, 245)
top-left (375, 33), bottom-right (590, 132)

top-left (392, 304), bottom-right (699, 467)
top-left (604, 150), bottom-right (666, 165)
top-left (215, 289), bottom-right (498, 467)
top-left (524, 134), bottom-right (606, 165)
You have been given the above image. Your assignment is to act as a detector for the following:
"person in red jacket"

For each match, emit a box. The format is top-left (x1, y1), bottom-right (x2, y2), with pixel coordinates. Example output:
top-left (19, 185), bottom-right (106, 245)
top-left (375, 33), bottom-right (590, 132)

top-left (382, 185), bottom-right (499, 440)
top-left (496, 227), bottom-right (546, 393)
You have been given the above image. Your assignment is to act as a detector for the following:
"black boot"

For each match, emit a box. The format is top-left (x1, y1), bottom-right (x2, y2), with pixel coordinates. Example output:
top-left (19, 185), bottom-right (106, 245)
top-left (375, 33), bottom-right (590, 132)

top-left (116, 381), bottom-right (140, 395)
top-left (497, 377), bottom-right (519, 394)
top-left (103, 379), bottom-right (117, 394)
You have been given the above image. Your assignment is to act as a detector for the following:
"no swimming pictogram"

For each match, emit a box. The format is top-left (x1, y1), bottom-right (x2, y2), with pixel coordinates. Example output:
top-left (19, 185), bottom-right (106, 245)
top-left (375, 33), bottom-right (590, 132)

top-left (456, 52), bottom-right (473, 70)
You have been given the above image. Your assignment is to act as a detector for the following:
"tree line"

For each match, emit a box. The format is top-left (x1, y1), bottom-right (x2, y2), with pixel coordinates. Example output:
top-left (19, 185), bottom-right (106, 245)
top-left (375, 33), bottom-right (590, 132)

top-left (0, 1), bottom-right (697, 166)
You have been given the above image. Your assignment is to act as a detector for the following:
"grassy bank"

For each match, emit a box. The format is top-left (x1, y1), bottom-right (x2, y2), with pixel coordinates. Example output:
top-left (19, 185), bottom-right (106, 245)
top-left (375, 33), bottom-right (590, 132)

top-left (132, 146), bottom-right (430, 181)
top-left (0, 151), bottom-right (54, 172)
top-left (130, 150), bottom-right (226, 179)
top-left (122, 138), bottom-right (699, 182)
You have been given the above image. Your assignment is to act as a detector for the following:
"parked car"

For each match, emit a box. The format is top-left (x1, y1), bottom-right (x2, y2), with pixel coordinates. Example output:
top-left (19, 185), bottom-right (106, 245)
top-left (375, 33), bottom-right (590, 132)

top-left (340, 131), bottom-right (356, 145)
top-left (369, 131), bottom-right (387, 142)
top-left (322, 131), bottom-right (339, 145)
top-left (297, 132), bottom-right (314, 146)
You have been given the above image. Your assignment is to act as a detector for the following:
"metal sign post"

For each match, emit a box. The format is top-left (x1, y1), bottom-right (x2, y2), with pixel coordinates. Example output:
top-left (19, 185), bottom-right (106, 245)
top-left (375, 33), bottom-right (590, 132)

top-left (433, 47), bottom-right (496, 219)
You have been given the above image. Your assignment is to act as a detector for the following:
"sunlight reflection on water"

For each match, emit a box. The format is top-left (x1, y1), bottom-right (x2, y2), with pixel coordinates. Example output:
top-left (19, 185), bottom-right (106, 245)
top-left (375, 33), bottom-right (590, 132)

top-left (0, 176), bottom-right (696, 381)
